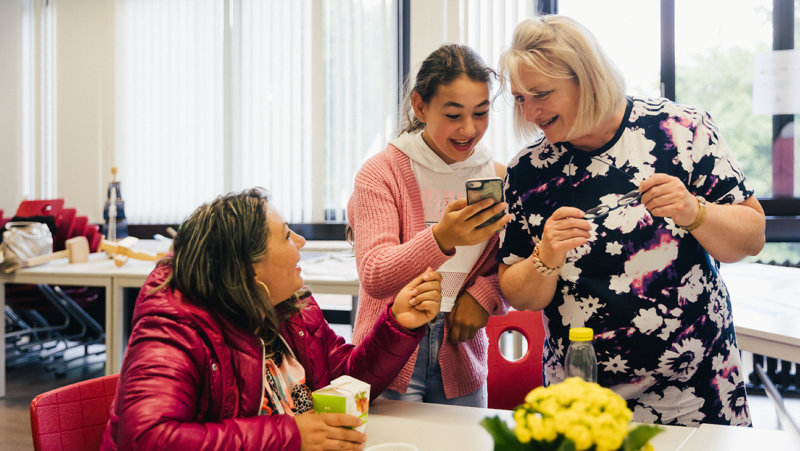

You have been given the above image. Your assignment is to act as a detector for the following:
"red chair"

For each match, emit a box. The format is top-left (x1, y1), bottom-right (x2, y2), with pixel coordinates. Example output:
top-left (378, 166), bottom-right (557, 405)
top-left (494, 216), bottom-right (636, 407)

top-left (70, 216), bottom-right (89, 240)
top-left (16, 199), bottom-right (65, 218)
top-left (486, 309), bottom-right (546, 410)
top-left (0, 208), bottom-right (9, 230)
top-left (52, 208), bottom-right (77, 251)
top-left (30, 374), bottom-right (118, 451)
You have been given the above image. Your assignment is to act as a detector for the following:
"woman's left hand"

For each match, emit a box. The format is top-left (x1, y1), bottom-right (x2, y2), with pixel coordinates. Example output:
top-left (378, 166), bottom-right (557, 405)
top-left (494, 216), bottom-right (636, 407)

top-left (639, 173), bottom-right (698, 226)
top-left (391, 268), bottom-right (442, 330)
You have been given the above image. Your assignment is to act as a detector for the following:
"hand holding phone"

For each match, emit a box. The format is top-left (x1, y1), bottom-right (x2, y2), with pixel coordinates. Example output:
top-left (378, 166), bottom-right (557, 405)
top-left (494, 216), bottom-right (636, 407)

top-left (466, 177), bottom-right (504, 229)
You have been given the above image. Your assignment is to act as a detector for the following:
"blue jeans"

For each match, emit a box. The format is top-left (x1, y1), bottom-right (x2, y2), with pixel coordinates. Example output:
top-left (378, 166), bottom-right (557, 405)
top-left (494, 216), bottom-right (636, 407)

top-left (380, 313), bottom-right (487, 407)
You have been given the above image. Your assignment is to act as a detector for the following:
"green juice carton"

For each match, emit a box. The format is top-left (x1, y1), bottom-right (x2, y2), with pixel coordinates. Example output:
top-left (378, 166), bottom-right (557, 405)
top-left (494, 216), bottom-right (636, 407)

top-left (312, 375), bottom-right (370, 432)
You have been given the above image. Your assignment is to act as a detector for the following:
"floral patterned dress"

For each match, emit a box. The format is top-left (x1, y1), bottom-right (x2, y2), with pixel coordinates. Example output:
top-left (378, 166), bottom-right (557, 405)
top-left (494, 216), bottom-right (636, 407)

top-left (497, 96), bottom-right (753, 426)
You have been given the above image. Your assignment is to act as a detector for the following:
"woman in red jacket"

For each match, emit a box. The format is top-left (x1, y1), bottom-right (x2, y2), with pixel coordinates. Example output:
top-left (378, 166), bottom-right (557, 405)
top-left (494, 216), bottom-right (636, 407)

top-left (102, 188), bottom-right (442, 450)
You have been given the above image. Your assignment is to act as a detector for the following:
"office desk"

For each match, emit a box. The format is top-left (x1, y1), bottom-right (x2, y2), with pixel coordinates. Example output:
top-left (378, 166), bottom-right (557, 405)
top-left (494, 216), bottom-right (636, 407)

top-left (0, 241), bottom-right (359, 398)
top-left (720, 262), bottom-right (800, 363)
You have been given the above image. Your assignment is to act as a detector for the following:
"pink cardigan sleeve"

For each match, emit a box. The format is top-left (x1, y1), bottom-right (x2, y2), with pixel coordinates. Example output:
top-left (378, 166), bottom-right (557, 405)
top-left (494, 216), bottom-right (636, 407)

top-left (347, 151), bottom-right (452, 300)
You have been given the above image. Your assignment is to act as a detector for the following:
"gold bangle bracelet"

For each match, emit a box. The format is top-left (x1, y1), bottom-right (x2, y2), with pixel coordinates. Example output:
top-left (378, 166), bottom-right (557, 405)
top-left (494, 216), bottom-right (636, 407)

top-left (684, 196), bottom-right (707, 232)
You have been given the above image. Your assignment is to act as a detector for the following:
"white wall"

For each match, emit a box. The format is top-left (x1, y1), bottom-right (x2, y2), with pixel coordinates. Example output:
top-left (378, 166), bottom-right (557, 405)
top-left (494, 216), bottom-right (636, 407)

top-left (0, 1), bottom-right (24, 215)
top-left (409, 0), bottom-right (461, 71)
top-left (0, 0), bottom-right (114, 223)
top-left (56, 0), bottom-right (115, 223)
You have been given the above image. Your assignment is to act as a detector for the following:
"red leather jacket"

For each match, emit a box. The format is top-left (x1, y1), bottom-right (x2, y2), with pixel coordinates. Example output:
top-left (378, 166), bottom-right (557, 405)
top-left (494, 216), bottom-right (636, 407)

top-left (102, 263), bottom-right (424, 450)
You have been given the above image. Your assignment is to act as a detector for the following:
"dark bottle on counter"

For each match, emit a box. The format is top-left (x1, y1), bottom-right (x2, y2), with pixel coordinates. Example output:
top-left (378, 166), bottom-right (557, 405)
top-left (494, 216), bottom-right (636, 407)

top-left (103, 166), bottom-right (128, 239)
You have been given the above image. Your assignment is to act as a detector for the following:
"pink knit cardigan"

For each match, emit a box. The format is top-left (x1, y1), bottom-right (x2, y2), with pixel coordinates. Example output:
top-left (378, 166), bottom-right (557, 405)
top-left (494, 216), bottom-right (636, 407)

top-left (347, 145), bottom-right (509, 399)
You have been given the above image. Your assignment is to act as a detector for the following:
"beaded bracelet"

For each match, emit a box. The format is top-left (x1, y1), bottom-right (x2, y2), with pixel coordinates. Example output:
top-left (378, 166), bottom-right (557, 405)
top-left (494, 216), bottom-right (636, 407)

top-left (531, 243), bottom-right (561, 276)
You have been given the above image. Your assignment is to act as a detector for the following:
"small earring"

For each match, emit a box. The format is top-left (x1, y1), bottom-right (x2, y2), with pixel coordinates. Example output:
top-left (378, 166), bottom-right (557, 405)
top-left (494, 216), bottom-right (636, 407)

top-left (256, 280), bottom-right (271, 299)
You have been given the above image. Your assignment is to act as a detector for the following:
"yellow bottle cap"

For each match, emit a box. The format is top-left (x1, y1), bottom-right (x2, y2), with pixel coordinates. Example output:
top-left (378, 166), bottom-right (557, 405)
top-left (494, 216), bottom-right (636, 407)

top-left (569, 327), bottom-right (593, 341)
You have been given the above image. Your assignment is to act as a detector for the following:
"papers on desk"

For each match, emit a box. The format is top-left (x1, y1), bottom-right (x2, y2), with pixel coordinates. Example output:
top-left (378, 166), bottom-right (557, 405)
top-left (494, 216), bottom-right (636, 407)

top-left (300, 252), bottom-right (358, 281)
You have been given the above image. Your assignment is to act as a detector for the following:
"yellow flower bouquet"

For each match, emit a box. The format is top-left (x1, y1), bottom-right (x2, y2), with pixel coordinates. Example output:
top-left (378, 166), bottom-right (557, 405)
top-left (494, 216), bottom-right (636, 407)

top-left (481, 378), bottom-right (663, 451)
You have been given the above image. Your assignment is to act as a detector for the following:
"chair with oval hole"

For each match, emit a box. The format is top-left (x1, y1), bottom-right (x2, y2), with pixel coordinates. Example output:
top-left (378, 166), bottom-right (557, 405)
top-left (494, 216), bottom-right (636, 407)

top-left (30, 373), bottom-right (119, 451)
top-left (485, 309), bottom-right (546, 410)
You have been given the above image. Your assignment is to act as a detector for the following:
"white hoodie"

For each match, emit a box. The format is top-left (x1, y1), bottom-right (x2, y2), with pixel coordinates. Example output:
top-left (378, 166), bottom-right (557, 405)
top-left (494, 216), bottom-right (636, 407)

top-left (391, 131), bottom-right (497, 312)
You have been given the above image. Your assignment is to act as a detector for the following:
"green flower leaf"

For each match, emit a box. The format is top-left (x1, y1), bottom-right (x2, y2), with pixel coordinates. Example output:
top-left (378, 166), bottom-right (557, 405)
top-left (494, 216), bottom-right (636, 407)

top-left (622, 425), bottom-right (664, 451)
top-left (480, 416), bottom-right (525, 451)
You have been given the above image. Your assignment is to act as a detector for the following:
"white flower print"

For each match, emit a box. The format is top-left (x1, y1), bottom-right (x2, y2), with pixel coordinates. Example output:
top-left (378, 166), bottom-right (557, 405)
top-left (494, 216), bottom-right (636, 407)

top-left (561, 260), bottom-right (581, 283)
top-left (528, 213), bottom-right (544, 228)
top-left (586, 159), bottom-right (611, 177)
top-left (529, 148), bottom-right (560, 169)
top-left (658, 318), bottom-right (682, 341)
top-left (558, 287), bottom-right (592, 328)
top-left (601, 355), bottom-right (629, 374)
top-left (609, 273), bottom-right (633, 294)
top-left (632, 307), bottom-right (664, 334)
top-left (608, 238), bottom-right (678, 295)
top-left (632, 405), bottom-right (659, 424)
top-left (657, 337), bottom-right (705, 382)
top-left (715, 368), bottom-right (749, 425)
top-left (677, 264), bottom-right (706, 305)
top-left (605, 241), bottom-right (623, 255)
top-left (706, 297), bottom-right (727, 328)
top-left (501, 252), bottom-right (527, 266)
top-left (664, 218), bottom-right (688, 238)
top-left (639, 385), bottom-right (706, 425)
top-left (602, 203), bottom-right (648, 234)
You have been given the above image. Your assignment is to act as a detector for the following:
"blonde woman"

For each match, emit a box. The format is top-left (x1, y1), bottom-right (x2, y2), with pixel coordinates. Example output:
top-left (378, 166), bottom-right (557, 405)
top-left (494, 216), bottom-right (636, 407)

top-left (496, 16), bottom-right (764, 426)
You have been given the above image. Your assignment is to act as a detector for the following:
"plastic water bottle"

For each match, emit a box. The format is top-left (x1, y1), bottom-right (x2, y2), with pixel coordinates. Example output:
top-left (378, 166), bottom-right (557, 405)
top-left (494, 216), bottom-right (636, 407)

top-left (565, 327), bottom-right (598, 383)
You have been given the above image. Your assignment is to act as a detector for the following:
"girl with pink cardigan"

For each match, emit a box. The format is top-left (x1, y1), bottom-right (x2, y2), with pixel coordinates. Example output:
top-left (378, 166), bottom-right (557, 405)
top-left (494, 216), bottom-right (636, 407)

top-left (347, 44), bottom-right (510, 407)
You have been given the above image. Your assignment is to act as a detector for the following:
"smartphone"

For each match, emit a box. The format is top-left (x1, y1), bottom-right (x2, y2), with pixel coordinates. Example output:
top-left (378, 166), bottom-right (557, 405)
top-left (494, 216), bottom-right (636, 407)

top-left (466, 177), bottom-right (504, 229)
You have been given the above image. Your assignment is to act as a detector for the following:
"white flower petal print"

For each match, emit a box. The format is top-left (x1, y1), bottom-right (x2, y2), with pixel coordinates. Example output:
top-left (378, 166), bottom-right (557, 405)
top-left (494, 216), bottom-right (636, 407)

top-left (639, 385), bottom-right (706, 425)
top-left (632, 307), bottom-right (664, 334)
top-left (558, 288), bottom-right (592, 327)
top-left (602, 203), bottom-right (648, 234)
top-left (605, 241), bottom-right (623, 255)
top-left (677, 264), bottom-right (706, 304)
top-left (657, 337), bottom-right (705, 382)
top-left (715, 368), bottom-right (750, 425)
top-left (609, 273), bottom-right (633, 294)
top-left (601, 355), bottom-right (630, 374)
top-left (632, 405), bottom-right (660, 424)
top-left (501, 252), bottom-right (527, 266)
top-left (658, 318), bottom-right (682, 341)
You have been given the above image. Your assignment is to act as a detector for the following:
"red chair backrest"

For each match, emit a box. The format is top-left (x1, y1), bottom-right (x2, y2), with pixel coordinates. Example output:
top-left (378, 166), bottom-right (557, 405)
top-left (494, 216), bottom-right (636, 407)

top-left (85, 224), bottom-right (101, 253)
top-left (52, 208), bottom-right (77, 252)
top-left (486, 309), bottom-right (545, 410)
top-left (30, 374), bottom-right (119, 451)
top-left (70, 216), bottom-right (89, 240)
top-left (15, 199), bottom-right (65, 218)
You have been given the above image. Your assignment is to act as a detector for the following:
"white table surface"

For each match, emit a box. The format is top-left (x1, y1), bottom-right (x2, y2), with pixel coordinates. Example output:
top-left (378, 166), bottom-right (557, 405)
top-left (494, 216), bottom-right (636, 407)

top-left (365, 398), bottom-right (700, 451)
top-left (684, 423), bottom-right (800, 449)
top-left (720, 262), bottom-right (800, 362)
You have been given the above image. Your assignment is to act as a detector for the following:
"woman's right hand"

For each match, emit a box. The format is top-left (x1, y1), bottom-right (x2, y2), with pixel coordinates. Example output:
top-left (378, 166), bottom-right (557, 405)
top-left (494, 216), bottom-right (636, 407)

top-left (295, 412), bottom-right (366, 451)
top-left (537, 207), bottom-right (592, 268)
top-left (432, 198), bottom-right (510, 253)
